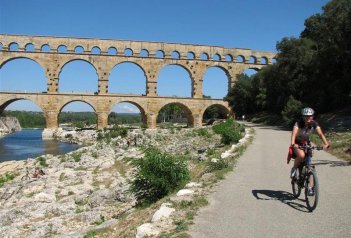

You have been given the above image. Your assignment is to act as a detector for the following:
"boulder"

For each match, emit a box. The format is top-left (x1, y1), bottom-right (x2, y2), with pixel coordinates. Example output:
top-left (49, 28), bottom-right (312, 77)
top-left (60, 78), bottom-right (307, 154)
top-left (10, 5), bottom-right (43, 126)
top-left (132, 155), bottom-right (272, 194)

top-left (151, 203), bottom-right (175, 222)
top-left (135, 223), bottom-right (160, 238)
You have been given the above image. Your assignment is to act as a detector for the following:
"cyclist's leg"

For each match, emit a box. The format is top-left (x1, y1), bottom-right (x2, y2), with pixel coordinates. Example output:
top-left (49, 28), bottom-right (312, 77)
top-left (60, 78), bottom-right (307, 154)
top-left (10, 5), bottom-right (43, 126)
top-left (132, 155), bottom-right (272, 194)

top-left (293, 147), bottom-right (305, 169)
top-left (308, 167), bottom-right (314, 189)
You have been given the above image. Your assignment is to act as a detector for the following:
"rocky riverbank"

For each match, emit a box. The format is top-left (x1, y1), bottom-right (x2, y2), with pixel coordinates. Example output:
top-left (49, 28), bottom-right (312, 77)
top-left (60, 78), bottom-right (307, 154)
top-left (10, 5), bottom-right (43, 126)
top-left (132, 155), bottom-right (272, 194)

top-left (0, 117), bottom-right (21, 137)
top-left (0, 125), bottom-right (252, 237)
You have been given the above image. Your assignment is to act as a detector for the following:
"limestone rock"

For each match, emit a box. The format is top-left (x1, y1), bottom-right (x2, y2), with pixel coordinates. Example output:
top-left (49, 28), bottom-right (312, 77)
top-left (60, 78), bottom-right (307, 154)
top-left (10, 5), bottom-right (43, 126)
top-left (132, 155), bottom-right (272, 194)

top-left (151, 203), bottom-right (175, 222)
top-left (0, 117), bottom-right (21, 136)
top-left (176, 189), bottom-right (194, 197)
top-left (136, 223), bottom-right (160, 238)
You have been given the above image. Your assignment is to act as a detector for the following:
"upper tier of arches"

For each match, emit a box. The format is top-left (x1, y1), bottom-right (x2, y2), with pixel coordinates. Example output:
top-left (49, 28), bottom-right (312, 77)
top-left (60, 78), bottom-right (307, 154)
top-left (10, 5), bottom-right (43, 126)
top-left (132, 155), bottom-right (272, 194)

top-left (0, 34), bottom-right (276, 65)
top-left (0, 34), bottom-right (276, 103)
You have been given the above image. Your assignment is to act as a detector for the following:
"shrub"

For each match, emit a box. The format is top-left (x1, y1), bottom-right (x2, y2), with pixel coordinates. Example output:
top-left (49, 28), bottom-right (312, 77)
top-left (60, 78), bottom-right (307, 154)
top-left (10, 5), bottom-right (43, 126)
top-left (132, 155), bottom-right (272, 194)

top-left (109, 125), bottom-right (128, 138)
top-left (97, 125), bottom-right (128, 141)
top-left (130, 147), bottom-right (190, 205)
top-left (207, 158), bottom-right (229, 172)
top-left (212, 118), bottom-right (243, 145)
top-left (97, 132), bottom-right (104, 141)
top-left (71, 152), bottom-right (82, 162)
top-left (36, 156), bottom-right (48, 167)
top-left (195, 128), bottom-right (212, 138)
top-left (0, 173), bottom-right (15, 187)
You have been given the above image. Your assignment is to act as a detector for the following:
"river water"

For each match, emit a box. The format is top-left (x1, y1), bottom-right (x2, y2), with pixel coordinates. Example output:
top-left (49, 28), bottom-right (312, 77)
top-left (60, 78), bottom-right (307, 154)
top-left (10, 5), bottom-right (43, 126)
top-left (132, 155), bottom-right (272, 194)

top-left (0, 129), bottom-right (80, 162)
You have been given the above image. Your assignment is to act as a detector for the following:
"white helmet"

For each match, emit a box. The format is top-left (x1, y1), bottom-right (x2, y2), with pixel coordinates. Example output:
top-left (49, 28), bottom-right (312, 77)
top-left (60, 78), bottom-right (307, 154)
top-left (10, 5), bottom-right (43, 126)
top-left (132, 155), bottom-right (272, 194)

top-left (301, 107), bottom-right (314, 116)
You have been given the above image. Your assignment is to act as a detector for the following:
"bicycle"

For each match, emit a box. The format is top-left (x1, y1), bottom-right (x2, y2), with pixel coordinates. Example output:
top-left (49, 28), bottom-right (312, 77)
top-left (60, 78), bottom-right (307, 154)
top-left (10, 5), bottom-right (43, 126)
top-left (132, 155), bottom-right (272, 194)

top-left (291, 144), bottom-right (323, 212)
top-left (21, 167), bottom-right (31, 181)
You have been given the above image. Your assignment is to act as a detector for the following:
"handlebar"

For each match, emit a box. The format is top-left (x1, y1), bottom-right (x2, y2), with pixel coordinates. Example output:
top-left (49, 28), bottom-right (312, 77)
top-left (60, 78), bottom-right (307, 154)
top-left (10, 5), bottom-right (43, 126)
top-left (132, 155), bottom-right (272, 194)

top-left (298, 145), bottom-right (324, 150)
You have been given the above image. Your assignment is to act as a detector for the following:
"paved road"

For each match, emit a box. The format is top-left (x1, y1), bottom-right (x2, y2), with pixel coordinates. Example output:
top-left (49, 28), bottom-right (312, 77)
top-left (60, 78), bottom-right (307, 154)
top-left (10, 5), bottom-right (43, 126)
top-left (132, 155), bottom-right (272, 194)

top-left (189, 124), bottom-right (351, 238)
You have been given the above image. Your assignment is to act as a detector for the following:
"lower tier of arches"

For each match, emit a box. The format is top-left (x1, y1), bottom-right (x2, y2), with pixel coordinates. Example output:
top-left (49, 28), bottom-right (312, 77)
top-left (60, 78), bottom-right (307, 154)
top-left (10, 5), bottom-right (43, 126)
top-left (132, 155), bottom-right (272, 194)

top-left (0, 92), bottom-right (234, 130)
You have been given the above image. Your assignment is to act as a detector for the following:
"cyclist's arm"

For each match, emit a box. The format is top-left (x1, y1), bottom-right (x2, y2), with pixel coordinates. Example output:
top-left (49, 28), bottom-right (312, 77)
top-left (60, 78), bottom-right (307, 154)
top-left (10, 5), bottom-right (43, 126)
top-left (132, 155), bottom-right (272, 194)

top-left (316, 126), bottom-right (329, 150)
top-left (291, 126), bottom-right (298, 148)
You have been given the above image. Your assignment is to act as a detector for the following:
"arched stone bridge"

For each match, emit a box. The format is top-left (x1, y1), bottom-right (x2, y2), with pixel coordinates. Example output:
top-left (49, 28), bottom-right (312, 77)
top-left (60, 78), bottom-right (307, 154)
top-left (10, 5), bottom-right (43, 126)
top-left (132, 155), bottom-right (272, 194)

top-left (0, 34), bottom-right (276, 129)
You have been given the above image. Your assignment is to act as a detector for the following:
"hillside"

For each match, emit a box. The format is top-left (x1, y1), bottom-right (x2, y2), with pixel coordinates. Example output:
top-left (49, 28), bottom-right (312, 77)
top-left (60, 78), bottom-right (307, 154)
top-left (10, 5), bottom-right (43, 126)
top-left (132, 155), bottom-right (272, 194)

top-left (317, 107), bottom-right (351, 161)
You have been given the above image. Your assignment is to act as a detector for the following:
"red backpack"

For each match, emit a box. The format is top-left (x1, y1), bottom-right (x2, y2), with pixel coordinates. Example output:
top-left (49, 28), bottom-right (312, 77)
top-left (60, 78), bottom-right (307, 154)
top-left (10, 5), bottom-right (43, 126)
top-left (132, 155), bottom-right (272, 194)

top-left (287, 146), bottom-right (294, 164)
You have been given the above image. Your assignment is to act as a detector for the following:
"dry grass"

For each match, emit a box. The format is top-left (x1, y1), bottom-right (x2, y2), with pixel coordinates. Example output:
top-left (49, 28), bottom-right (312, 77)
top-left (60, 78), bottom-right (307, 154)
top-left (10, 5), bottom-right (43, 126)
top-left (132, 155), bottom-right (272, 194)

top-left (324, 132), bottom-right (350, 161)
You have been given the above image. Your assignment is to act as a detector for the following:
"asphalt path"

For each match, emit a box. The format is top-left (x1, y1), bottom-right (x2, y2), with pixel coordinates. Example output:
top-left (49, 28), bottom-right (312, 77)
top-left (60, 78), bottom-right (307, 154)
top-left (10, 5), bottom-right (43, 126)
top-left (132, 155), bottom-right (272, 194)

top-left (189, 123), bottom-right (351, 238)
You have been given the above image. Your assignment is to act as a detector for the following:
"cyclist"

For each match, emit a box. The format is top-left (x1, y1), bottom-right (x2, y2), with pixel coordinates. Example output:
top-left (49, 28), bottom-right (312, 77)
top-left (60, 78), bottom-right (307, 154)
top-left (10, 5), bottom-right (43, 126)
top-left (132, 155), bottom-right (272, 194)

top-left (290, 107), bottom-right (329, 194)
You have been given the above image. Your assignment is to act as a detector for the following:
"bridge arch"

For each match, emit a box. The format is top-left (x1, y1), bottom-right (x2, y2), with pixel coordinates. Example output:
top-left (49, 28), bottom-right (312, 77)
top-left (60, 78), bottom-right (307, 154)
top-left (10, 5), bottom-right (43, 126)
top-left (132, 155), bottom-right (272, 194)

top-left (0, 97), bottom-right (43, 114)
top-left (58, 101), bottom-right (97, 128)
top-left (0, 56), bottom-right (44, 71)
top-left (58, 59), bottom-right (98, 93)
top-left (157, 64), bottom-right (193, 97)
top-left (201, 103), bottom-right (232, 121)
top-left (108, 61), bottom-right (146, 95)
top-left (109, 101), bottom-right (146, 127)
top-left (9, 42), bottom-right (19, 51)
top-left (0, 57), bottom-right (47, 92)
top-left (58, 99), bottom-right (96, 113)
top-left (157, 102), bottom-right (194, 127)
top-left (74, 46), bottom-right (85, 53)
top-left (203, 66), bottom-right (230, 99)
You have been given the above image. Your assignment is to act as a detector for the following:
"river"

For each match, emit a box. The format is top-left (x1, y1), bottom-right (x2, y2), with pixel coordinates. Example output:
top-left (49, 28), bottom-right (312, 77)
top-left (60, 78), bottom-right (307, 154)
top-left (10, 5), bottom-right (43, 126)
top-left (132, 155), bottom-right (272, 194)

top-left (0, 129), bottom-right (80, 162)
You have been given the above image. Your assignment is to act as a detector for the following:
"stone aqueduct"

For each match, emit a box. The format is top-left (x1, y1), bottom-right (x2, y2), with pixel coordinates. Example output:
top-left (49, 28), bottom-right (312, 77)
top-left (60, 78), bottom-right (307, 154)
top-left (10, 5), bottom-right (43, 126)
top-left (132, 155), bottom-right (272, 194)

top-left (0, 34), bottom-right (275, 129)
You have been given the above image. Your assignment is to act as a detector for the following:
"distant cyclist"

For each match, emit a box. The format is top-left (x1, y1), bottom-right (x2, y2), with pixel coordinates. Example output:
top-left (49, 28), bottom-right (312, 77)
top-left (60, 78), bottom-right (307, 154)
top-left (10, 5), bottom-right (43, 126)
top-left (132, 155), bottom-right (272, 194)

top-left (290, 107), bottom-right (329, 180)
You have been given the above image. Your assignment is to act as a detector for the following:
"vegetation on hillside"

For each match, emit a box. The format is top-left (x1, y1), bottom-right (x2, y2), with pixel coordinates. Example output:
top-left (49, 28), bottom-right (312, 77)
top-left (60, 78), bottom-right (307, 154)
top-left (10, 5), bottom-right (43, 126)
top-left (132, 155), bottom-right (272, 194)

top-left (225, 0), bottom-right (351, 160)
top-left (2, 111), bottom-right (45, 128)
top-left (226, 0), bottom-right (351, 122)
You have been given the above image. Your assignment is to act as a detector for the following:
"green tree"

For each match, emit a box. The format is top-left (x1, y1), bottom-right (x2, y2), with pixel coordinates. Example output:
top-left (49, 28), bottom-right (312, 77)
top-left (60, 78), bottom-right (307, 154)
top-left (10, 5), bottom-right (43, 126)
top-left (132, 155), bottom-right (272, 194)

top-left (265, 37), bottom-right (316, 113)
top-left (281, 96), bottom-right (303, 127)
top-left (157, 104), bottom-right (185, 123)
top-left (225, 0), bottom-right (351, 116)
top-left (301, 0), bottom-right (351, 111)
top-left (225, 74), bottom-right (257, 116)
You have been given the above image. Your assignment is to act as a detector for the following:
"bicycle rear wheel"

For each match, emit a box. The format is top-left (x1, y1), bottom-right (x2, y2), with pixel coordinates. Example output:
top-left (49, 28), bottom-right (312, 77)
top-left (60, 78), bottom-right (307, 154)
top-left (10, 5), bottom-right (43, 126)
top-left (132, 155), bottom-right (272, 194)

top-left (305, 169), bottom-right (319, 212)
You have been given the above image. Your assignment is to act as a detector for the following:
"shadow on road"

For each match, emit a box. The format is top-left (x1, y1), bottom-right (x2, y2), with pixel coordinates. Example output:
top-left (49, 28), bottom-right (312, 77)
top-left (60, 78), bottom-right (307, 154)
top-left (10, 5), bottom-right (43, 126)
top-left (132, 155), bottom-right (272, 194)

top-left (252, 189), bottom-right (310, 213)
top-left (313, 159), bottom-right (351, 167)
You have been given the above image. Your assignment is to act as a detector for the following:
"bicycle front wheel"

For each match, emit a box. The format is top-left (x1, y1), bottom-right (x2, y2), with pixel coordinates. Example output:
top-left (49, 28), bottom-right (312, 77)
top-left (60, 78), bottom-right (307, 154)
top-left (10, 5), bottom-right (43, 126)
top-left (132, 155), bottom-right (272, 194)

top-left (305, 169), bottom-right (319, 212)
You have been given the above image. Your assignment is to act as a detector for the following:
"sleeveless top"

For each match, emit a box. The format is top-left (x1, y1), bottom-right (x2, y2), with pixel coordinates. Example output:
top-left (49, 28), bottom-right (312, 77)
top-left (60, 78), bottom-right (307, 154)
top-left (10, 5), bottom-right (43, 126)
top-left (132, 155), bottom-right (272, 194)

top-left (293, 119), bottom-right (319, 144)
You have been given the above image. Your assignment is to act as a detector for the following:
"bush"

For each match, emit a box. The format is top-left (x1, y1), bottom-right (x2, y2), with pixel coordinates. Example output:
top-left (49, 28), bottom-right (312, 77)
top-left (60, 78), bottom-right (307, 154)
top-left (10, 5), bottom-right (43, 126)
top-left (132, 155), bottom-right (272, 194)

top-left (0, 173), bottom-right (15, 187)
top-left (71, 152), bottom-right (82, 162)
top-left (97, 126), bottom-right (128, 141)
top-left (109, 125), bottom-right (128, 138)
top-left (212, 118), bottom-right (244, 145)
top-left (207, 158), bottom-right (229, 172)
top-left (195, 128), bottom-right (212, 138)
top-left (130, 147), bottom-right (190, 205)
top-left (36, 156), bottom-right (48, 167)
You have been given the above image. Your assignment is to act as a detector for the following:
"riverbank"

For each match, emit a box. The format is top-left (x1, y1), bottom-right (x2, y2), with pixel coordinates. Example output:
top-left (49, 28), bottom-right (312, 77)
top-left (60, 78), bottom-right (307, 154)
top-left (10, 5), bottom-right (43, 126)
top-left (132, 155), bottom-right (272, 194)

top-left (0, 124), bottom-right (252, 237)
top-left (0, 117), bottom-right (21, 138)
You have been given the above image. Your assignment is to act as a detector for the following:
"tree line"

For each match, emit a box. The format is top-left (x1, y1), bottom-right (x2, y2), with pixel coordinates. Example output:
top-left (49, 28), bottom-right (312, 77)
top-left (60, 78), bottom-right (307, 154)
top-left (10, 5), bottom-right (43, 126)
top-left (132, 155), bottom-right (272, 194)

top-left (3, 104), bottom-right (222, 129)
top-left (225, 0), bottom-right (351, 126)
top-left (2, 111), bottom-right (141, 128)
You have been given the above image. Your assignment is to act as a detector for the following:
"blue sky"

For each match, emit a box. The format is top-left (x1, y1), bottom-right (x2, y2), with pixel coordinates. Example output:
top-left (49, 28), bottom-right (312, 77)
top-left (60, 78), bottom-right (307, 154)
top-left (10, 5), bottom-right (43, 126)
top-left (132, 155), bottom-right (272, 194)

top-left (0, 0), bottom-right (329, 113)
